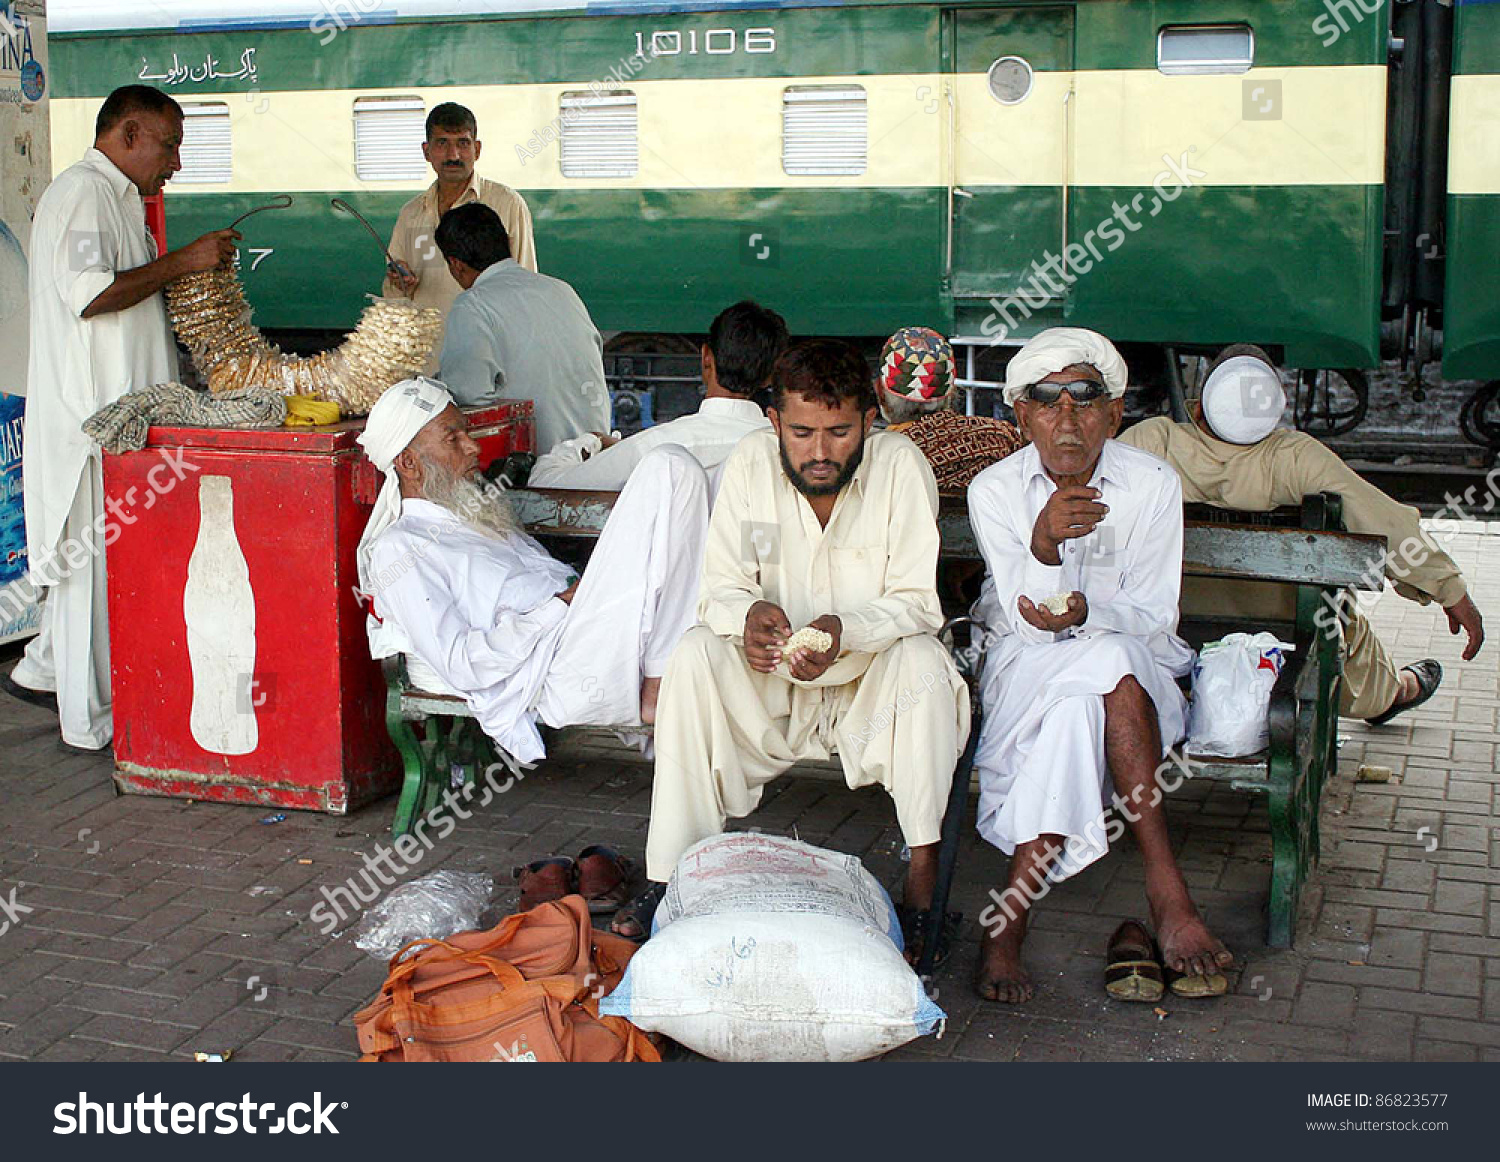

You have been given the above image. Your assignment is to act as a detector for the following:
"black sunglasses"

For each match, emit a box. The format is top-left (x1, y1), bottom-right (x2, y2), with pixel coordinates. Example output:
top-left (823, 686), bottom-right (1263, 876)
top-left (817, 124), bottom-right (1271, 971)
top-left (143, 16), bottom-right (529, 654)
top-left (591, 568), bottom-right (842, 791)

top-left (1024, 380), bottom-right (1108, 407)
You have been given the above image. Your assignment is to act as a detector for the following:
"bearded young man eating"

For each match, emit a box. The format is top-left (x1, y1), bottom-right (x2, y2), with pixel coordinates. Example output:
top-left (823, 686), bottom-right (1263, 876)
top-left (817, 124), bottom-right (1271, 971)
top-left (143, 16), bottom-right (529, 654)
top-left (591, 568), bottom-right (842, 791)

top-left (355, 377), bottom-right (710, 766)
top-left (609, 340), bottom-right (970, 956)
top-left (966, 328), bottom-right (1233, 1004)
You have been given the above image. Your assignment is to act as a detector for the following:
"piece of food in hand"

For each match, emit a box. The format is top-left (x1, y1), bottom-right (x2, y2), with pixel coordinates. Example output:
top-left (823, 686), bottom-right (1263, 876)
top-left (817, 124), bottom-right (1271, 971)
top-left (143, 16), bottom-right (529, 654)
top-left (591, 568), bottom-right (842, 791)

top-left (784, 626), bottom-right (834, 655)
top-left (1039, 592), bottom-right (1075, 616)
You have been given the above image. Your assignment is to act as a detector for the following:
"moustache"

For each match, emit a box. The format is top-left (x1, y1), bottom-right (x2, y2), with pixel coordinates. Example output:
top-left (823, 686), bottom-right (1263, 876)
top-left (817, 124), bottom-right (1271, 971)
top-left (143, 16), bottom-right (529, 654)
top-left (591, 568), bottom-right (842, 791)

top-left (1054, 435), bottom-right (1084, 447)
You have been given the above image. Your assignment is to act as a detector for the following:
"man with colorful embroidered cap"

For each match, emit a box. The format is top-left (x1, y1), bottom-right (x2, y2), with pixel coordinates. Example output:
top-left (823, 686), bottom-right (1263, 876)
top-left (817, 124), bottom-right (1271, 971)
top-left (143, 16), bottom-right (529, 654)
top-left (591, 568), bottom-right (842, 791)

top-left (355, 377), bottom-right (709, 764)
top-left (876, 326), bottom-right (1025, 494)
top-left (1120, 344), bottom-right (1483, 724)
top-left (967, 326), bottom-right (1232, 1004)
top-left (610, 340), bottom-right (970, 958)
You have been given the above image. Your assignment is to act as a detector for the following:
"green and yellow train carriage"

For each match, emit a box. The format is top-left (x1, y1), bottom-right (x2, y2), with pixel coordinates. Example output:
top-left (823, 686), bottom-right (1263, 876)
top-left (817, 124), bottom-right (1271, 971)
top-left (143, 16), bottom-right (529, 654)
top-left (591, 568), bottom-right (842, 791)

top-left (45, 0), bottom-right (1500, 440)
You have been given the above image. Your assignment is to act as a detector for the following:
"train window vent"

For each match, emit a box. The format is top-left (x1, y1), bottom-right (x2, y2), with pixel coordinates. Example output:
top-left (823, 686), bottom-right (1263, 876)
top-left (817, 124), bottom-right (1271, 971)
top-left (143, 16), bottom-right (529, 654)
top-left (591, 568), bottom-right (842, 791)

top-left (176, 103), bottom-right (232, 185)
top-left (560, 91), bottom-right (639, 179)
top-left (353, 96), bottom-right (429, 182)
top-left (782, 86), bottom-right (868, 177)
top-left (1157, 25), bottom-right (1254, 75)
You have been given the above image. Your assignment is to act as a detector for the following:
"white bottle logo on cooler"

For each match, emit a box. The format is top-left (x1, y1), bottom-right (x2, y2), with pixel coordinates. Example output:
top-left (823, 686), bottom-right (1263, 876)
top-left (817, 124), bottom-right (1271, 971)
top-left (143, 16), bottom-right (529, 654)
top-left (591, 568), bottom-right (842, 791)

top-left (185, 475), bottom-right (259, 756)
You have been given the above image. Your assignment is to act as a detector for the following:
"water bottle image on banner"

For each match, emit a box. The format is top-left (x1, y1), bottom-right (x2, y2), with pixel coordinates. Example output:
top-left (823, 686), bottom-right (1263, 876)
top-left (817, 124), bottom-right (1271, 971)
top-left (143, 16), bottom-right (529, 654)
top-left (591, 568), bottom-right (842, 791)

top-left (184, 474), bottom-right (259, 755)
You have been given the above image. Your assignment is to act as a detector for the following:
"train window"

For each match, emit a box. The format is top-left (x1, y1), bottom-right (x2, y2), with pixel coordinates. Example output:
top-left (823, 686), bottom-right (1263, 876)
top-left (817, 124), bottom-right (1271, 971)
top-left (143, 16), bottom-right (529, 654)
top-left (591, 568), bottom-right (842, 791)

top-left (176, 103), bottom-right (232, 184)
top-left (1157, 25), bottom-right (1254, 75)
top-left (353, 96), bottom-right (428, 182)
top-left (560, 91), bottom-right (639, 179)
top-left (782, 86), bottom-right (867, 177)
top-left (987, 56), bottom-right (1035, 105)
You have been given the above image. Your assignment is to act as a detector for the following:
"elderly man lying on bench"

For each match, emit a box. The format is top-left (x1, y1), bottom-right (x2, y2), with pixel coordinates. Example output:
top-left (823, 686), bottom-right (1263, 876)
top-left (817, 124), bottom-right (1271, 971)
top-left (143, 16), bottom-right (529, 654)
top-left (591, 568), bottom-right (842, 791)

top-left (355, 376), bottom-right (710, 766)
top-left (967, 328), bottom-right (1233, 1004)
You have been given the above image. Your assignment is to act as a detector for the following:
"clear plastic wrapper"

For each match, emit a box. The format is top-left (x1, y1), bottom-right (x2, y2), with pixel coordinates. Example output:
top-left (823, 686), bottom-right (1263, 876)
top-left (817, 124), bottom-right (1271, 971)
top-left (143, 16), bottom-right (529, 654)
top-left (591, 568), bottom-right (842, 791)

top-left (353, 870), bottom-right (494, 960)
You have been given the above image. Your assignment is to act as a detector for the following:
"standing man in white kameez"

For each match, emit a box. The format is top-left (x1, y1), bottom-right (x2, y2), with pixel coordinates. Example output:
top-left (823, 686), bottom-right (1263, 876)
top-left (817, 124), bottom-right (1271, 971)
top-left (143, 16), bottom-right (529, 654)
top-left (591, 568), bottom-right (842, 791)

top-left (2, 86), bottom-right (238, 749)
top-left (356, 378), bottom-right (709, 765)
top-left (611, 340), bottom-right (970, 962)
top-left (967, 328), bottom-right (1232, 1002)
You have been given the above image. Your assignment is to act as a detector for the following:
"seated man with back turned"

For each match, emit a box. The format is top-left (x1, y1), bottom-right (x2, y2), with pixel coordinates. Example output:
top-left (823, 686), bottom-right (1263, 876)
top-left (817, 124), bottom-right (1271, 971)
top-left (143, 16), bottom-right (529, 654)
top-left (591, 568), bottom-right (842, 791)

top-left (876, 326), bottom-right (1025, 494)
top-left (434, 204), bottom-right (610, 453)
top-left (610, 340), bottom-right (970, 958)
top-left (529, 300), bottom-right (787, 493)
top-left (1120, 344), bottom-right (1484, 725)
top-left (356, 377), bottom-right (709, 765)
top-left (967, 327), bottom-right (1232, 1003)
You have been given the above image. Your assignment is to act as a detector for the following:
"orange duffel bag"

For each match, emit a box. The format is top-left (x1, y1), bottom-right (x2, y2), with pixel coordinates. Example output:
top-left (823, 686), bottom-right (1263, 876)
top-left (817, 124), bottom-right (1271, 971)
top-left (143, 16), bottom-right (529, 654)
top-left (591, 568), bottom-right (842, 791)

top-left (354, 894), bottom-right (660, 1062)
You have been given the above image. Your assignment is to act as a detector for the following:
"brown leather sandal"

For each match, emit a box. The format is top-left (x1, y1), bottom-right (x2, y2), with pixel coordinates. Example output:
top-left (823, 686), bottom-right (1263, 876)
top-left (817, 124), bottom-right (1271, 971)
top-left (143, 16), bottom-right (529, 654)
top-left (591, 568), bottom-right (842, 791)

top-left (513, 857), bottom-right (576, 911)
top-left (610, 882), bottom-right (666, 943)
top-left (576, 845), bottom-right (636, 915)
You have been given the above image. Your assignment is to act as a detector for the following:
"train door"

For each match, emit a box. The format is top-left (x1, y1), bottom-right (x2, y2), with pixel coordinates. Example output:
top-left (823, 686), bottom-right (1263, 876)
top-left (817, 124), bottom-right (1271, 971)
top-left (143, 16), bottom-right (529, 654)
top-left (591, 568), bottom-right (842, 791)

top-left (948, 5), bottom-right (1075, 314)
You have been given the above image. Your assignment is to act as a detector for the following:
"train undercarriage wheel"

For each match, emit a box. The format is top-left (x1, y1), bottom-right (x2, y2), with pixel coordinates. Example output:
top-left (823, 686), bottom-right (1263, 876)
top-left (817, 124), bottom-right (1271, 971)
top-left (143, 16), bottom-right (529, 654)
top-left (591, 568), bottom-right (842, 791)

top-left (1459, 380), bottom-right (1500, 450)
top-left (1293, 368), bottom-right (1369, 438)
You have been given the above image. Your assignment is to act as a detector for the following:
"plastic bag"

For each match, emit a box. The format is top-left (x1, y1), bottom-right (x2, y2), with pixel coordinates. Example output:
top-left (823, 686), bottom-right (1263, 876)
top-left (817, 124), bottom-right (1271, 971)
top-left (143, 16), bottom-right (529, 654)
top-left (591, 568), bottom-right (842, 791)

top-left (353, 870), bottom-right (493, 960)
top-left (1185, 632), bottom-right (1293, 758)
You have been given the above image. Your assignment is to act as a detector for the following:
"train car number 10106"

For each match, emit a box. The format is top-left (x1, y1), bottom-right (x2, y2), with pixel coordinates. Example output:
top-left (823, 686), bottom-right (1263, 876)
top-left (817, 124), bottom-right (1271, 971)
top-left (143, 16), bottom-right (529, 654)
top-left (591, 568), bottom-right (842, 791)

top-left (633, 28), bottom-right (777, 57)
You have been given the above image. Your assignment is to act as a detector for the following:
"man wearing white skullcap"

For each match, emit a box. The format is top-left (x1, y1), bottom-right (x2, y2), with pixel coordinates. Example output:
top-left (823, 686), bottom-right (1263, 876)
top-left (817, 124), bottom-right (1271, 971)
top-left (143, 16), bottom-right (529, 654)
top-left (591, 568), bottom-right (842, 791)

top-left (1121, 345), bottom-right (1483, 724)
top-left (967, 326), bottom-right (1232, 1004)
top-left (356, 378), bottom-right (711, 764)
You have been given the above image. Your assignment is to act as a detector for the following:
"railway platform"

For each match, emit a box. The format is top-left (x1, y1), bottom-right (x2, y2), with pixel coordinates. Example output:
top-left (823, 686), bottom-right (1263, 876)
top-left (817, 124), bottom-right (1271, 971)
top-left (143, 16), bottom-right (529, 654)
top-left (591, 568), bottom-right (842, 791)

top-left (0, 522), bottom-right (1496, 1063)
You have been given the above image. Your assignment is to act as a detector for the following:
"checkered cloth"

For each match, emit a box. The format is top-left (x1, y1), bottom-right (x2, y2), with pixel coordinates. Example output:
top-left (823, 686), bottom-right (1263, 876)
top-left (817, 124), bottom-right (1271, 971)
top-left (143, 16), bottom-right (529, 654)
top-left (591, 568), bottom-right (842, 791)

top-left (84, 382), bottom-right (288, 454)
top-left (899, 410), bottom-right (1027, 495)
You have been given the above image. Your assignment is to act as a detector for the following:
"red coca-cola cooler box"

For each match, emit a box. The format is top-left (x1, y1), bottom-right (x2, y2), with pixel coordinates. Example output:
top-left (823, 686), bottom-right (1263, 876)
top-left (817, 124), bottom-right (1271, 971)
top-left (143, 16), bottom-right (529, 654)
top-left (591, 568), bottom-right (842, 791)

top-left (103, 401), bottom-right (534, 813)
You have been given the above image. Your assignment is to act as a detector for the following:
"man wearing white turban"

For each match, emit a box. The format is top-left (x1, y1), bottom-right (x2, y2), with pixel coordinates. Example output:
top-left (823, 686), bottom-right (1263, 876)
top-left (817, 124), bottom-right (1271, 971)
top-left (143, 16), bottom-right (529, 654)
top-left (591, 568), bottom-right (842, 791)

top-left (356, 377), bottom-right (710, 764)
top-left (967, 327), bottom-right (1232, 1004)
top-left (1121, 345), bottom-right (1483, 724)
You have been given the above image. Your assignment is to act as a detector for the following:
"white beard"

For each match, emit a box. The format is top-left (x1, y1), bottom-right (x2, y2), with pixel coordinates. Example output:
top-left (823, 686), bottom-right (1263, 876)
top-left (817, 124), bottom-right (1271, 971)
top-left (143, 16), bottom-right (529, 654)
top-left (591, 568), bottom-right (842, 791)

top-left (418, 456), bottom-right (522, 541)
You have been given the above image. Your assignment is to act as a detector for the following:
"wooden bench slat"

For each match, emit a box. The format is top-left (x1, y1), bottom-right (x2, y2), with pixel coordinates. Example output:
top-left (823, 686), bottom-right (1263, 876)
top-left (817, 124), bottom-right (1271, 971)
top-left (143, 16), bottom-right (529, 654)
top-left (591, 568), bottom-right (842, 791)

top-left (515, 488), bottom-right (1385, 590)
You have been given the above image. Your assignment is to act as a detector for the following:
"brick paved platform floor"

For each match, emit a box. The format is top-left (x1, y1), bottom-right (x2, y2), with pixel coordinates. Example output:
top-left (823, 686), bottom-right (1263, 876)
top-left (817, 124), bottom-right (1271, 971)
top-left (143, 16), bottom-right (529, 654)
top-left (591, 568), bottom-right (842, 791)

top-left (1, 528), bottom-right (1496, 1063)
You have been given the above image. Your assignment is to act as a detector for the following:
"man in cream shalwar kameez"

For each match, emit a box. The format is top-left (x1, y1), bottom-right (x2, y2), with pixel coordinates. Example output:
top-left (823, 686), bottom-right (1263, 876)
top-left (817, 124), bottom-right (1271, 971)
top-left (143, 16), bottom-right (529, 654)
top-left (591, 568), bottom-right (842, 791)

top-left (967, 328), bottom-right (1232, 1003)
top-left (7, 86), bottom-right (237, 748)
top-left (1120, 345), bottom-right (1484, 723)
top-left (617, 339), bottom-right (969, 952)
top-left (356, 378), bottom-right (709, 764)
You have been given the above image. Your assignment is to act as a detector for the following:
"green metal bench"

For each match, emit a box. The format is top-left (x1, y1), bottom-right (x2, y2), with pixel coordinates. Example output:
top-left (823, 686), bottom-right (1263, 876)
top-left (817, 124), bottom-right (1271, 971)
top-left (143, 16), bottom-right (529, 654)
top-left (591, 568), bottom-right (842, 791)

top-left (383, 486), bottom-right (1385, 948)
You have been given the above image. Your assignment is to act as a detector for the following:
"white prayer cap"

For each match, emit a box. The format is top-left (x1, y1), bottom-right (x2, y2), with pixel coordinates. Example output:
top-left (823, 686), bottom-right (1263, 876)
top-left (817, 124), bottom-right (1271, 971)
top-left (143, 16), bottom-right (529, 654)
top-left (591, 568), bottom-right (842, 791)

top-left (356, 376), bottom-right (455, 600)
top-left (1201, 354), bottom-right (1286, 445)
top-left (1003, 327), bottom-right (1128, 406)
top-left (357, 376), bottom-right (454, 471)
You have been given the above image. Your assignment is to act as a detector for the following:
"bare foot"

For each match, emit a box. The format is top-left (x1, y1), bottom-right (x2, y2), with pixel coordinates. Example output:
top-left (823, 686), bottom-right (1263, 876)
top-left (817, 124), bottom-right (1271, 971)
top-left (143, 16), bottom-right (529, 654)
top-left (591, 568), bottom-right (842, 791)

top-left (974, 925), bottom-right (1035, 1003)
top-left (1151, 901), bottom-right (1233, 978)
top-left (639, 676), bottom-right (661, 725)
